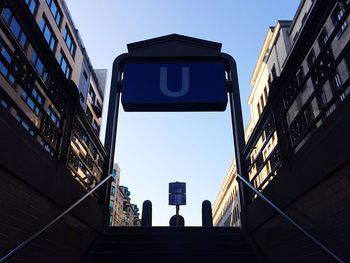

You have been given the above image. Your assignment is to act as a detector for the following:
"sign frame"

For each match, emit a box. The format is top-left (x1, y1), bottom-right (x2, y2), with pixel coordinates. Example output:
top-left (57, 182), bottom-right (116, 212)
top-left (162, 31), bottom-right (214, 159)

top-left (103, 34), bottom-right (249, 228)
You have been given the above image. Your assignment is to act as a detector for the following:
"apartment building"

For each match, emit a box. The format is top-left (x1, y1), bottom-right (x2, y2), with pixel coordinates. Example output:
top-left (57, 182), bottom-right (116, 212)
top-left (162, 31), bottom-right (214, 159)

top-left (108, 164), bottom-right (140, 226)
top-left (214, 0), bottom-right (350, 227)
top-left (213, 161), bottom-right (240, 227)
top-left (0, 0), bottom-right (107, 190)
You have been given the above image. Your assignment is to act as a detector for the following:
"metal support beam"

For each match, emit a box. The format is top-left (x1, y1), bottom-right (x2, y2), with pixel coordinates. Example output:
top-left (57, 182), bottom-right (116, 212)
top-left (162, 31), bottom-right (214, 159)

top-left (103, 54), bottom-right (128, 227)
top-left (221, 53), bottom-right (250, 230)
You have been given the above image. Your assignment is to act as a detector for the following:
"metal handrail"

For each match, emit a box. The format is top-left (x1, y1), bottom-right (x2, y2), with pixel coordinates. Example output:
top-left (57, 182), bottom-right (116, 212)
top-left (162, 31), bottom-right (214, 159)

top-left (0, 174), bottom-right (113, 263)
top-left (236, 173), bottom-right (344, 263)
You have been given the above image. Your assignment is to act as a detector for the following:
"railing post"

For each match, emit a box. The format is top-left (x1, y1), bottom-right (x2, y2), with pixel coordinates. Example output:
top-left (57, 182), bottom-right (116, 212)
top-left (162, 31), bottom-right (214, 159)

top-left (202, 200), bottom-right (213, 227)
top-left (141, 200), bottom-right (152, 227)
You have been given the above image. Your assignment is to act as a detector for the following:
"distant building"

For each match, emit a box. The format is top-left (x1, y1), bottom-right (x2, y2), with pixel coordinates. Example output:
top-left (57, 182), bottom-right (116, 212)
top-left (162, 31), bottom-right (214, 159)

top-left (109, 163), bottom-right (121, 225)
top-left (213, 161), bottom-right (240, 227)
top-left (118, 186), bottom-right (141, 226)
top-left (109, 164), bottom-right (140, 226)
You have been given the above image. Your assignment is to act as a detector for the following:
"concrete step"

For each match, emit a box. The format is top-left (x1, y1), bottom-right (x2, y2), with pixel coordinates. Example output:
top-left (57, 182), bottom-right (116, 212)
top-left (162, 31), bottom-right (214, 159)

top-left (88, 251), bottom-right (261, 263)
top-left (93, 240), bottom-right (255, 253)
top-left (82, 227), bottom-right (264, 263)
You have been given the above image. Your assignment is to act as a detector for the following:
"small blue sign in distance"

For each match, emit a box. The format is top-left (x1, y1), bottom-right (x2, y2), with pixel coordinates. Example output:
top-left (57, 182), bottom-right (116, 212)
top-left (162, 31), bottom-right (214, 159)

top-left (169, 182), bottom-right (186, 205)
top-left (121, 61), bottom-right (227, 111)
top-left (169, 182), bottom-right (186, 194)
top-left (169, 193), bottom-right (186, 206)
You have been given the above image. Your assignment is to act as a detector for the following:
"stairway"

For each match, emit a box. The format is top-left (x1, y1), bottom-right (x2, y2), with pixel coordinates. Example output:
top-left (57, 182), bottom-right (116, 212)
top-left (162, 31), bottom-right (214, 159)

top-left (82, 227), bottom-right (265, 262)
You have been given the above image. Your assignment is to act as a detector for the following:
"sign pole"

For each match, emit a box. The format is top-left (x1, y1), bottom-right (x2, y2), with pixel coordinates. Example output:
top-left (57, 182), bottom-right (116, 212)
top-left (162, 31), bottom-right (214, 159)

top-left (176, 205), bottom-right (179, 226)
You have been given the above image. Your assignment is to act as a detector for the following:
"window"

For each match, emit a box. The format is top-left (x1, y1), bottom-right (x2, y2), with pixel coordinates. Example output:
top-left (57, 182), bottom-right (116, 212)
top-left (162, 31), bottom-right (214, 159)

top-left (1, 8), bottom-right (27, 48)
top-left (46, 0), bottom-right (62, 27)
top-left (307, 49), bottom-right (316, 68)
top-left (0, 43), bottom-right (15, 87)
top-left (89, 86), bottom-right (96, 103)
top-left (331, 5), bottom-right (348, 39)
top-left (301, 12), bottom-right (308, 24)
top-left (47, 106), bottom-right (60, 127)
top-left (329, 71), bottom-right (342, 91)
top-left (15, 113), bottom-right (35, 136)
top-left (83, 70), bottom-right (88, 80)
top-left (39, 16), bottom-right (57, 52)
top-left (82, 131), bottom-right (89, 145)
top-left (263, 86), bottom-right (268, 103)
top-left (317, 28), bottom-right (329, 49)
top-left (257, 102), bottom-right (261, 116)
top-left (63, 26), bottom-right (76, 57)
top-left (92, 120), bottom-right (100, 134)
top-left (0, 95), bottom-right (8, 109)
top-left (260, 94), bottom-right (265, 111)
top-left (111, 186), bottom-right (115, 196)
top-left (58, 51), bottom-right (71, 79)
top-left (79, 92), bottom-right (84, 103)
top-left (0, 61), bottom-right (15, 86)
top-left (24, 0), bottom-right (39, 15)
top-left (335, 73), bottom-right (342, 88)
top-left (20, 89), bottom-right (42, 116)
top-left (86, 107), bottom-right (93, 122)
top-left (0, 42), bottom-right (12, 64)
top-left (296, 66), bottom-right (305, 86)
top-left (31, 51), bottom-right (50, 83)
top-left (31, 85), bottom-right (45, 106)
top-left (112, 169), bottom-right (117, 180)
top-left (271, 65), bottom-right (277, 79)
top-left (293, 31), bottom-right (299, 42)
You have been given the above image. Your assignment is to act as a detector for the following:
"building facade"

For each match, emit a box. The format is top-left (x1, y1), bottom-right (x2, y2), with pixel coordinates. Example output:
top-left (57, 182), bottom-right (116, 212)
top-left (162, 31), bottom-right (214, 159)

top-left (0, 0), bottom-right (109, 261)
top-left (214, 19), bottom-right (293, 226)
top-left (214, 0), bottom-right (350, 244)
top-left (217, 0), bottom-right (350, 260)
top-left (118, 186), bottom-right (141, 226)
top-left (108, 163), bottom-right (140, 227)
top-left (213, 161), bottom-right (240, 227)
top-left (109, 163), bottom-right (121, 226)
top-left (0, 0), bottom-right (107, 191)
top-left (246, 20), bottom-right (292, 193)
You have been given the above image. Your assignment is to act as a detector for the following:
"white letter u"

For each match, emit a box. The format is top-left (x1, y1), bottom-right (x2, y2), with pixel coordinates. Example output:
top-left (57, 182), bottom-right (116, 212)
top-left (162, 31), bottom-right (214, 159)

top-left (160, 67), bottom-right (190, 97)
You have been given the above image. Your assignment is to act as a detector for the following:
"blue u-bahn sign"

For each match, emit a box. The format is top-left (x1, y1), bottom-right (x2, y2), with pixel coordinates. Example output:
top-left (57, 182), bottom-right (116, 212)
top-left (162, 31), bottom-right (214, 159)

top-left (121, 61), bottom-right (227, 111)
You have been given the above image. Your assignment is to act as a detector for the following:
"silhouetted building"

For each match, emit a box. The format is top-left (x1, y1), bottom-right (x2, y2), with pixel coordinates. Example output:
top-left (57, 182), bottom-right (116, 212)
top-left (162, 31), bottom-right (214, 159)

top-left (0, 0), bottom-right (108, 261)
top-left (215, 6), bottom-right (350, 258)
top-left (0, 0), bottom-right (107, 190)
top-left (239, 0), bottom-right (350, 261)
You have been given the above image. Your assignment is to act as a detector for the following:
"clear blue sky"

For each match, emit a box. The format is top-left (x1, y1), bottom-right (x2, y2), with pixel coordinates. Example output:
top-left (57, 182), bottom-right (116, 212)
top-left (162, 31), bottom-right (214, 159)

top-left (65, 0), bottom-right (300, 226)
